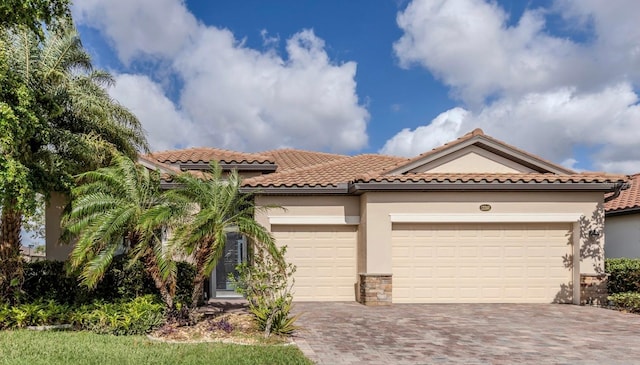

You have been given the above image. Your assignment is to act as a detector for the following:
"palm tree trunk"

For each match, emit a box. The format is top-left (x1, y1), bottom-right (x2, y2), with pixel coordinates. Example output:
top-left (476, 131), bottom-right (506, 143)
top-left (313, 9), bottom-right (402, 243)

top-left (141, 249), bottom-right (175, 310)
top-left (190, 247), bottom-right (211, 308)
top-left (0, 203), bottom-right (24, 304)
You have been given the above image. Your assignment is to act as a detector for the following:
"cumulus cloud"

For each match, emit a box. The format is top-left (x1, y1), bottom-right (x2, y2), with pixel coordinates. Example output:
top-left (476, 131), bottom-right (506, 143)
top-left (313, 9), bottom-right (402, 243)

top-left (385, 0), bottom-right (640, 173)
top-left (380, 107), bottom-right (466, 156)
top-left (74, 1), bottom-right (369, 153)
top-left (74, 0), bottom-right (199, 63)
top-left (108, 74), bottom-right (195, 151)
top-left (383, 84), bottom-right (640, 173)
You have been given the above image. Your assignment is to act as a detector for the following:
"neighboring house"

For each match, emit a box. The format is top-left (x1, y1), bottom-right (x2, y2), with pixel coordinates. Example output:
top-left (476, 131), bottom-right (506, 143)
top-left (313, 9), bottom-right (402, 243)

top-left (604, 173), bottom-right (640, 258)
top-left (46, 129), bottom-right (627, 305)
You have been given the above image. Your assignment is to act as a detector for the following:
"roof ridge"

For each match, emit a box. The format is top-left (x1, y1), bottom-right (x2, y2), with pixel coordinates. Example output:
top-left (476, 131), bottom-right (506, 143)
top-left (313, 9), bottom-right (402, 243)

top-left (244, 154), bottom-right (369, 184)
top-left (261, 148), bottom-right (349, 158)
top-left (243, 154), bottom-right (405, 187)
top-left (379, 128), bottom-right (575, 176)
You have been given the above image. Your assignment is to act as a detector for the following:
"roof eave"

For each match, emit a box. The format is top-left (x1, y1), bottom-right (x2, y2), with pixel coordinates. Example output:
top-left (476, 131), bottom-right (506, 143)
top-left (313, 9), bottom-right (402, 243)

top-left (240, 183), bottom-right (349, 195)
top-left (350, 181), bottom-right (621, 193)
top-left (605, 207), bottom-right (640, 217)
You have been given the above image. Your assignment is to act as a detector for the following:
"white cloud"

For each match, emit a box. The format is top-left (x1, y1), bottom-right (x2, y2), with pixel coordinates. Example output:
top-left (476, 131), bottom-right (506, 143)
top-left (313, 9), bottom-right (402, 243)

top-left (382, 84), bottom-right (640, 173)
top-left (74, 1), bottom-right (368, 153)
top-left (74, 0), bottom-right (199, 63)
top-left (380, 107), bottom-right (467, 156)
top-left (386, 0), bottom-right (640, 173)
top-left (108, 74), bottom-right (195, 151)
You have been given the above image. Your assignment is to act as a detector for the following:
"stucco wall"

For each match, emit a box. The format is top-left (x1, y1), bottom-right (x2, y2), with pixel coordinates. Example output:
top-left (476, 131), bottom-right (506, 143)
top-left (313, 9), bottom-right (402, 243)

top-left (45, 192), bottom-right (73, 261)
top-left (254, 195), bottom-right (360, 228)
top-left (409, 146), bottom-right (536, 173)
top-left (605, 213), bottom-right (640, 258)
top-left (360, 191), bottom-right (604, 276)
top-left (255, 191), bottom-right (605, 280)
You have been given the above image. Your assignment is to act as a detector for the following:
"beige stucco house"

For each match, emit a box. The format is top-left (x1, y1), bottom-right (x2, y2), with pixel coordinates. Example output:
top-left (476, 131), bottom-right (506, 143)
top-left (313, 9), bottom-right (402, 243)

top-left (46, 129), bottom-right (627, 305)
top-left (605, 174), bottom-right (640, 258)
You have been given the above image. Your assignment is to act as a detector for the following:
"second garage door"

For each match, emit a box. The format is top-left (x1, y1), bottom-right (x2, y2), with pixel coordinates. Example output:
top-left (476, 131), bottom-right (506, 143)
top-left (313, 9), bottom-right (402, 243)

top-left (271, 225), bottom-right (357, 301)
top-left (392, 223), bottom-right (572, 303)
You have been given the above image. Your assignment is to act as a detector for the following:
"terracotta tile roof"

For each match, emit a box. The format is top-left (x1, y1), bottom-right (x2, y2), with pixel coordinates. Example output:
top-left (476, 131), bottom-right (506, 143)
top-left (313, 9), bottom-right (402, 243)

top-left (354, 172), bottom-right (628, 184)
top-left (243, 154), bottom-right (407, 188)
top-left (150, 147), bottom-right (273, 164)
top-left (382, 128), bottom-right (574, 175)
top-left (137, 155), bottom-right (182, 173)
top-left (605, 173), bottom-right (640, 213)
top-left (262, 149), bottom-right (349, 172)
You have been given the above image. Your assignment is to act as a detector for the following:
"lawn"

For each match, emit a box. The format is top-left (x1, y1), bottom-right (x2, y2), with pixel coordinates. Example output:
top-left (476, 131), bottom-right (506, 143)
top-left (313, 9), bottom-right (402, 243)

top-left (0, 330), bottom-right (313, 365)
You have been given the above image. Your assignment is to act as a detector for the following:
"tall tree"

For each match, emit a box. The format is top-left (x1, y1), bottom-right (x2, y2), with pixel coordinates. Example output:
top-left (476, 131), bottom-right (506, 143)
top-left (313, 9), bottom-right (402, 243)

top-left (0, 24), bottom-right (148, 303)
top-left (0, 0), bottom-right (71, 40)
top-left (64, 154), bottom-right (178, 310)
top-left (165, 163), bottom-right (284, 308)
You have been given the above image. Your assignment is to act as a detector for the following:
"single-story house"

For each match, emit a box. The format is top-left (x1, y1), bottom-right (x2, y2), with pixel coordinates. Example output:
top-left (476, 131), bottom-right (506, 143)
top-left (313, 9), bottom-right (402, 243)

top-left (46, 129), bottom-right (627, 305)
top-left (604, 173), bottom-right (640, 258)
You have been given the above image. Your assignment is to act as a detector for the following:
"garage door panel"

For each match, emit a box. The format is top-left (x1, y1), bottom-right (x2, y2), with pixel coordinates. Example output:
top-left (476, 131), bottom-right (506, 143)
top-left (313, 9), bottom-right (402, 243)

top-left (392, 223), bottom-right (572, 303)
top-left (272, 225), bottom-right (357, 301)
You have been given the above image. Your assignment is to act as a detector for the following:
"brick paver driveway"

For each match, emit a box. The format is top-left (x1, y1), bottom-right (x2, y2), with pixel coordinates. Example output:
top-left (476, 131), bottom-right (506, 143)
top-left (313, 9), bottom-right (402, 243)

top-left (293, 302), bottom-right (640, 365)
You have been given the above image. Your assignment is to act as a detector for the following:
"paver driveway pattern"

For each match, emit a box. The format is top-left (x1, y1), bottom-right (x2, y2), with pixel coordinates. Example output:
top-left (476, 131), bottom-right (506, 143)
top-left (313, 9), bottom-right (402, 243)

top-left (292, 302), bottom-right (640, 365)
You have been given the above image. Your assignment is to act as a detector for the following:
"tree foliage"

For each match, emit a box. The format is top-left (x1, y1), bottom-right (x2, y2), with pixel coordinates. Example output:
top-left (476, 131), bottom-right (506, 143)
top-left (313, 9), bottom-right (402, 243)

top-left (0, 0), bottom-right (71, 40)
top-left (64, 154), bottom-right (177, 310)
top-left (0, 23), bottom-right (148, 304)
top-left (163, 163), bottom-right (284, 308)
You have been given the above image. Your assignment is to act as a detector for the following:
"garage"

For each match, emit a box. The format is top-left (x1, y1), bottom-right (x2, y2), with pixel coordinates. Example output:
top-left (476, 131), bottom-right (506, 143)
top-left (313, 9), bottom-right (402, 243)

top-left (271, 225), bottom-right (358, 301)
top-left (392, 223), bottom-right (573, 303)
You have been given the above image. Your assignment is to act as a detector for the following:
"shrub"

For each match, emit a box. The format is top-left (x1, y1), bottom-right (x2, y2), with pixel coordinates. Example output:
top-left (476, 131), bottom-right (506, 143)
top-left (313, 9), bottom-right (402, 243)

top-left (605, 258), bottom-right (640, 294)
top-left (0, 300), bottom-right (71, 329)
top-left (231, 246), bottom-right (299, 337)
top-left (22, 257), bottom-right (196, 307)
top-left (71, 295), bottom-right (164, 335)
top-left (608, 292), bottom-right (640, 313)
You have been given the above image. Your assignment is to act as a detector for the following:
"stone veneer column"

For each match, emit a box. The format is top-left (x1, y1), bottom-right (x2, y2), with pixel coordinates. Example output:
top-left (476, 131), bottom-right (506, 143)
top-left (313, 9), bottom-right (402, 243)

top-left (358, 273), bottom-right (392, 306)
top-left (580, 274), bottom-right (608, 306)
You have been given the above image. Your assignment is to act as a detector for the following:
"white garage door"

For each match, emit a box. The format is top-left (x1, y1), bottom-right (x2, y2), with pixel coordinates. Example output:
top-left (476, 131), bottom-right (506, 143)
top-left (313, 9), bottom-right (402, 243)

top-left (392, 223), bottom-right (572, 303)
top-left (271, 225), bottom-right (357, 301)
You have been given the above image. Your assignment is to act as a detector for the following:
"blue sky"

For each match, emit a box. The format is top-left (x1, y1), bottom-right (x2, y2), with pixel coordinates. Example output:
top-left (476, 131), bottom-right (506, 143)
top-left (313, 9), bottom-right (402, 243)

top-left (72, 0), bottom-right (640, 173)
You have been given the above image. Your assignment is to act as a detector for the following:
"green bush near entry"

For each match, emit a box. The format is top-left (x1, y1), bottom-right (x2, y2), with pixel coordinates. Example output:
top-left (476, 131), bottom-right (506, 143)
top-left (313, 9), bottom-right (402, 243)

top-left (22, 257), bottom-right (195, 307)
top-left (0, 296), bottom-right (164, 335)
top-left (608, 292), bottom-right (640, 313)
top-left (605, 258), bottom-right (640, 294)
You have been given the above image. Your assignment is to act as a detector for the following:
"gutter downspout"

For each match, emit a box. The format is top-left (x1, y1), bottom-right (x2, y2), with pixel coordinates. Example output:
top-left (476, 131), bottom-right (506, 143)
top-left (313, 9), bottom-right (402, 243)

top-left (604, 181), bottom-right (630, 203)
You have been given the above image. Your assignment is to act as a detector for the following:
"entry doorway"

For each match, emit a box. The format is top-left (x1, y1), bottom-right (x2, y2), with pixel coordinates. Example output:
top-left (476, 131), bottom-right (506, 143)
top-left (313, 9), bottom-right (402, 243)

top-left (208, 233), bottom-right (247, 298)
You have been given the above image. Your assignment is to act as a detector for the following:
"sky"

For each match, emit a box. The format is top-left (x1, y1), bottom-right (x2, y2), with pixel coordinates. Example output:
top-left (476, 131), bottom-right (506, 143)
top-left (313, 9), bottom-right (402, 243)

top-left (71, 0), bottom-right (640, 174)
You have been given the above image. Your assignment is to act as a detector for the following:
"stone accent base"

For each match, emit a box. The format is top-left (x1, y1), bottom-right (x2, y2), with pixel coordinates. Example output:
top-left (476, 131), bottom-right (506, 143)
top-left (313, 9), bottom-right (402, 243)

top-left (580, 274), bottom-right (608, 306)
top-left (358, 274), bottom-right (392, 306)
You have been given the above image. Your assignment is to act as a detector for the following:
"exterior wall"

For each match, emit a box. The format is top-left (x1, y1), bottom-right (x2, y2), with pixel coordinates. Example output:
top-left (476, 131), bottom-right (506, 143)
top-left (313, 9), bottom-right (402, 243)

top-left (362, 191), bottom-right (605, 276)
top-left (409, 146), bottom-right (536, 173)
top-left (45, 192), bottom-right (73, 261)
top-left (604, 213), bottom-right (640, 258)
top-left (254, 195), bottom-right (360, 228)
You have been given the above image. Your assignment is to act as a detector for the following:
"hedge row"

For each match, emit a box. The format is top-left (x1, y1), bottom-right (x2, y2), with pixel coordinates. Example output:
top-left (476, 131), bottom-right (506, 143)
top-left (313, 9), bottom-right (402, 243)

top-left (605, 258), bottom-right (640, 295)
top-left (22, 256), bottom-right (196, 306)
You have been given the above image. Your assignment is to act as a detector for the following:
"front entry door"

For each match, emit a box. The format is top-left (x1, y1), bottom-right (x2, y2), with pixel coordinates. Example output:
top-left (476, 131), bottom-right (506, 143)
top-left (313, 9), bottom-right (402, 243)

top-left (209, 233), bottom-right (247, 298)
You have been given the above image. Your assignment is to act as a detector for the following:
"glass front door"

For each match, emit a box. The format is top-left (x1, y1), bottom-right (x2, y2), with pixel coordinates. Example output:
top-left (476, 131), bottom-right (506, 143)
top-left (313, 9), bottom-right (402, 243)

top-left (210, 233), bottom-right (247, 297)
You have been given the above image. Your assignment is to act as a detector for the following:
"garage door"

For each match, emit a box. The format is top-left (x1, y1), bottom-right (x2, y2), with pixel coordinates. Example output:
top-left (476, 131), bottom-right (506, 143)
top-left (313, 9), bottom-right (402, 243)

top-left (271, 225), bottom-right (357, 301)
top-left (392, 223), bottom-right (572, 303)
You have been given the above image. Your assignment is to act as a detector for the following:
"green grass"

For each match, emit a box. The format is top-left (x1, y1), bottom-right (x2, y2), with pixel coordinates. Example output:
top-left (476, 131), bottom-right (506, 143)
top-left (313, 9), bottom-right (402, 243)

top-left (0, 330), bottom-right (313, 365)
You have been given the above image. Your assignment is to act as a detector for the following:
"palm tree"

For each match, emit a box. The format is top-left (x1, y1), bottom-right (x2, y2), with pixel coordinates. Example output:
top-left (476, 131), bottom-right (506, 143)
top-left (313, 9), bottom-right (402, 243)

top-left (63, 154), bottom-right (178, 310)
top-left (165, 163), bottom-right (284, 308)
top-left (0, 23), bottom-right (147, 303)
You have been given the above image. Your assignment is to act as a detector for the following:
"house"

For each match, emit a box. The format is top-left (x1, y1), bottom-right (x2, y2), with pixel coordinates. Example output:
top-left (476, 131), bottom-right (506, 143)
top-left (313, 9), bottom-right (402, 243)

top-left (604, 173), bottom-right (640, 258)
top-left (45, 129), bottom-right (627, 305)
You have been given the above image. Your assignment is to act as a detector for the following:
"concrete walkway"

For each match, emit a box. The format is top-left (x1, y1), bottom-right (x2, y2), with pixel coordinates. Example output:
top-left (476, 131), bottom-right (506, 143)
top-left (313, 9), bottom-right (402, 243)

top-left (293, 302), bottom-right (640, 365)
